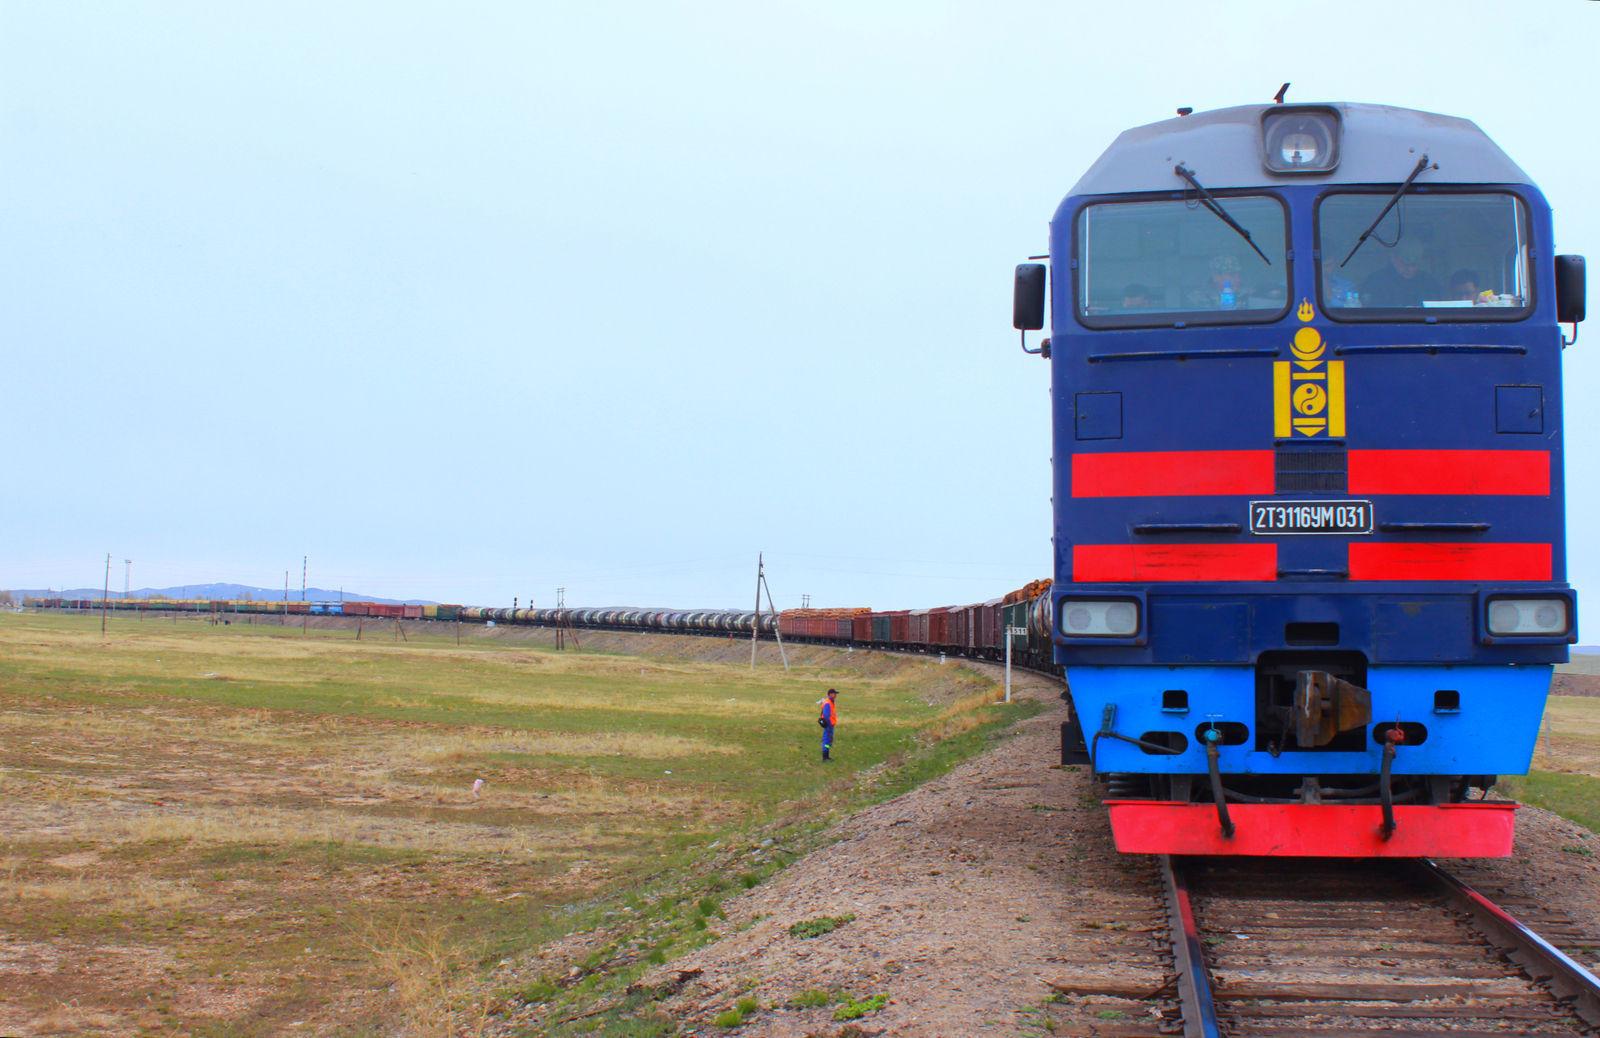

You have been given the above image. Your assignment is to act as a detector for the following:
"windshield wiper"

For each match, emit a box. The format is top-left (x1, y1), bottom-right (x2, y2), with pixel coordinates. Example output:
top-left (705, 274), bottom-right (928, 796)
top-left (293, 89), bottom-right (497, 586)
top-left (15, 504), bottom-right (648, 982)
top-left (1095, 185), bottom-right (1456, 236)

top-left (1339, 155), bottom-right (1438, 267)
top-left (1174, 163), bottom-right (1271, 265)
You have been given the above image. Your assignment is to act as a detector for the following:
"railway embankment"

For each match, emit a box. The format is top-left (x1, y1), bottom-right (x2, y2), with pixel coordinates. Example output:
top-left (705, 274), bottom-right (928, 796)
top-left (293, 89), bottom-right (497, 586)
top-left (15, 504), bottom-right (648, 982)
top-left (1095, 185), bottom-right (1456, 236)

top-left (523, 666), bottom-right (1600, 1037)
top-left (610, 667), bottom-right (1181, 1037)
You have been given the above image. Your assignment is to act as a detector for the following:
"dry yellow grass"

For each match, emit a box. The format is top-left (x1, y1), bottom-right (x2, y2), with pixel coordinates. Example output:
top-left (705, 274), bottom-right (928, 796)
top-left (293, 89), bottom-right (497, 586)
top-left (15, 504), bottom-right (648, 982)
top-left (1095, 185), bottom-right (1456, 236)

top-left (1534, 696), bottom-right (1600, 775)
top-left (918, 687), bottom-right (1007, 743)
top-left (0, 611), bottom-right (1007, 1035)
top-left (356, 917), bottom-right (495, 1038)
top-left (408, 726), bottom-right (737, 761)
top-left (1, 869), bottom-right (200, 912)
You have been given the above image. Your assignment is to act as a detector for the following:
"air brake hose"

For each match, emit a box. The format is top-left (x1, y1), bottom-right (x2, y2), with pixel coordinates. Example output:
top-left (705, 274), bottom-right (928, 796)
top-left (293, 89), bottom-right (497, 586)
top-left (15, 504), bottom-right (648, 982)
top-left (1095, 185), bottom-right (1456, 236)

top-left (1379, 727), bottom-right (1405, 840)
top-left (1204, 728), bottom-right (1234, 839)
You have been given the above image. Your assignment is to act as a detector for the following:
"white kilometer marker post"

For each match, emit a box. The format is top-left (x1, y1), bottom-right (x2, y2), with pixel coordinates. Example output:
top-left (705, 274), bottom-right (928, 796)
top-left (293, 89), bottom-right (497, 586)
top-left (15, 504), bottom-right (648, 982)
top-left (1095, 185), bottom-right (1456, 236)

top-left (1005, 626), bottom-right (1028, 703)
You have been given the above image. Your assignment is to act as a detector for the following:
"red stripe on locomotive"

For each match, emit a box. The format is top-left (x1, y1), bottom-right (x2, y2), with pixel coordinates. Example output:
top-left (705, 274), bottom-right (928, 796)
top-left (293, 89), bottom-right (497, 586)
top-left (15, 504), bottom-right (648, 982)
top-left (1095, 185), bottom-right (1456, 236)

top-left (1071, 450), bottom-right (1273, 498)
top-left (1073, 543), bottom-right (1277, 582)
top-left (1348, 449), bottom-right (1549, 496)
top-left (1348, 542), bottom-right (1552, 581)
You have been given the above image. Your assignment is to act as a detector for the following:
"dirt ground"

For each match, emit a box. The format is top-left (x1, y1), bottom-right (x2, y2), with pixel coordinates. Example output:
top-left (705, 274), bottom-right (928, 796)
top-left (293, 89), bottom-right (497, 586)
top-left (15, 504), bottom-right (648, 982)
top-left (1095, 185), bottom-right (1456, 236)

top-left (641, 671), bottom-right (1172, 1037)
top-left (1552, 671), bottom-right (1600, 698)
top-left (637, 669), bottom-right (1600, 1037)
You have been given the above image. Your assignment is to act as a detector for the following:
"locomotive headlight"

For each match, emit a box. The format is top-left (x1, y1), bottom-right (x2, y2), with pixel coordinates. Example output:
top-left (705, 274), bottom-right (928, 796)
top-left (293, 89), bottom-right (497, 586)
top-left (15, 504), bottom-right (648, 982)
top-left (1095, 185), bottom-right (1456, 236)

top-left (1277, 131), bottom-right (1320, 167)
top-left (1059, 598), bottom-right (1140, 637)
top-left (1261, 107), bottom-right (1341, 174)
top-left (1486, 597), bottom-right (1570, 636)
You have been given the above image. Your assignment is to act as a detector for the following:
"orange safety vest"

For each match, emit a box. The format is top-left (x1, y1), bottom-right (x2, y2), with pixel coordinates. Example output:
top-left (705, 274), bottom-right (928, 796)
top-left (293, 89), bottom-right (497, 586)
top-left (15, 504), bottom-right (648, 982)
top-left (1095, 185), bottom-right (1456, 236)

top-left (821, 698), bottom-right (838, 725)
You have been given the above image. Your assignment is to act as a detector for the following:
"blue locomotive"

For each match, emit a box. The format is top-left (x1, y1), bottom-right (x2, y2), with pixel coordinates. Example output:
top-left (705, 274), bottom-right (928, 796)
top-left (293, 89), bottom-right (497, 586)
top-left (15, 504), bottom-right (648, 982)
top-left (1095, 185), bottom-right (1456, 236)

top-left (1014, 101), bottom-right (1586, 856)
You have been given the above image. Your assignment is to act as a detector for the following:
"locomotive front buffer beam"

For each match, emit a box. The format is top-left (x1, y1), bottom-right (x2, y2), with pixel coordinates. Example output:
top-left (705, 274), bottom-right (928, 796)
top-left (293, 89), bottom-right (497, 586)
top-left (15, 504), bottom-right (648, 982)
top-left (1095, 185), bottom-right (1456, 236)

top-left (1104, 669), bottom-right (1518, 857)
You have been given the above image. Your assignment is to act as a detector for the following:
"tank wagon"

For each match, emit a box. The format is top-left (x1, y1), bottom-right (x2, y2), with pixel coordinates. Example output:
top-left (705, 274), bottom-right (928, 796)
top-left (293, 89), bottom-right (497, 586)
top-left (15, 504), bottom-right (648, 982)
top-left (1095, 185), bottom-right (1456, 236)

top-left (1013, 101), bottom-right (1587, 857)
top-left (25, 590), bottom-right (1059, 668)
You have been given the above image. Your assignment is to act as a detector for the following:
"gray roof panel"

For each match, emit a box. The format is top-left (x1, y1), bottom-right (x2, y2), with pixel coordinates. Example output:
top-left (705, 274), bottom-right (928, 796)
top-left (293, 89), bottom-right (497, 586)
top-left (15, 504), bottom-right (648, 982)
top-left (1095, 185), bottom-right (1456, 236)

top-left (1066, 102), bottom-right (1531, 197)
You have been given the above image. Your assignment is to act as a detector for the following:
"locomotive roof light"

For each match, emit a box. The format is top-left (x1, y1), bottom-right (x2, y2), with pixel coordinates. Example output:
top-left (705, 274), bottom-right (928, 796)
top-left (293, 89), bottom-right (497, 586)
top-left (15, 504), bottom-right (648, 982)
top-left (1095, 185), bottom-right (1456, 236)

top-left (1261, 106), bottom-right (1341, 174)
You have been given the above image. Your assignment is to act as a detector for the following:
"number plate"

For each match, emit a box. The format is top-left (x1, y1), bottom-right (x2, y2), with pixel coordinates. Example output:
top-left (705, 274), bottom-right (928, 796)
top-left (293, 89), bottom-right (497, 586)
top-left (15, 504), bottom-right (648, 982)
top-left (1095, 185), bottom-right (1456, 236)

top-left (1249, 499), bottom-right (1374, 535)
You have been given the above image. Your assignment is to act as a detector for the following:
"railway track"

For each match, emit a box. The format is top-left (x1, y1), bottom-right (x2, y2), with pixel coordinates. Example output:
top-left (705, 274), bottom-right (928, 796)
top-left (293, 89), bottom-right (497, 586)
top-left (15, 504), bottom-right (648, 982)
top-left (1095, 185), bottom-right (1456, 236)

top-left (1162, 855), bottom-right (1600, 1037)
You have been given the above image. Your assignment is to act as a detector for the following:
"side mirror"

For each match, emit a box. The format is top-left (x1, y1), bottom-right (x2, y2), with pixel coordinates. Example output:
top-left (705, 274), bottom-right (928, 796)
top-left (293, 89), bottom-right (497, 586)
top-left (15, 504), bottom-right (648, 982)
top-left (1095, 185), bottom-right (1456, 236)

top-left (1556, 254), bottom-right (1586, 325)
top-left (1013, 263), bottom-right (1046, 331)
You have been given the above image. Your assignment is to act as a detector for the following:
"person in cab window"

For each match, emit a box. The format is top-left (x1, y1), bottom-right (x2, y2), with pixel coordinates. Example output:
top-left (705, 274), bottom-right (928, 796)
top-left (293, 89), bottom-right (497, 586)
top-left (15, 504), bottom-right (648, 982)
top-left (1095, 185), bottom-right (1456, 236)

top-left (1449, 268), bottom-right (1496, 305)
top-left (1121, 283), bottom-right (1155, 311)
top-left (1186, 255), bottom-right (1282, 312)
top-left (1360, 238), bottom-right (1442, 307)
top-left (1186, 254), bottom-right (1244, 310)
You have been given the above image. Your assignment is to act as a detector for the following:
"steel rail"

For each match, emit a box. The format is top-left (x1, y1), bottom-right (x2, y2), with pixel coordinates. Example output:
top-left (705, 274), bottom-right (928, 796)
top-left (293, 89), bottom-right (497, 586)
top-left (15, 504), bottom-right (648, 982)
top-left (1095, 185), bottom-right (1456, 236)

top-left (1160, 855), bottom-right (1222, 1038)
top-left (1418, 857), bottom-right (1600, 1030)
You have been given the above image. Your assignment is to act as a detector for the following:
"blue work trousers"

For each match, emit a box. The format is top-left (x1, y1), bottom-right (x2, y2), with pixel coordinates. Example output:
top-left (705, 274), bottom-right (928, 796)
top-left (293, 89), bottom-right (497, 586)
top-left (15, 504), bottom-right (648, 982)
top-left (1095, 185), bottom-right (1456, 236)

top-left (820, 723), bottom-right (834, 758)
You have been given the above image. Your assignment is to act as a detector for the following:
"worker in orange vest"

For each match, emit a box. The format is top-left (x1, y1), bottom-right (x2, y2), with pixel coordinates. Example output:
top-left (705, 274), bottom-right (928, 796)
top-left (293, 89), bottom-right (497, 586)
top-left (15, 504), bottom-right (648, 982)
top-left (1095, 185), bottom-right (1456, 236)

top-left (818, 688), bottom-right (839, 762)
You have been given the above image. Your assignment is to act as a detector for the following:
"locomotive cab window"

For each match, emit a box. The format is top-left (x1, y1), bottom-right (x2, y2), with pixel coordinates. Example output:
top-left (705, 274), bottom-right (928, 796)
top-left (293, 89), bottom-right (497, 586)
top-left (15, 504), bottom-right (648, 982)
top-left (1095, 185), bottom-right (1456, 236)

top-left (1075, 195), bottom-right (1289, 327)
top-left (1317, 192), bottom-right (1531, 319)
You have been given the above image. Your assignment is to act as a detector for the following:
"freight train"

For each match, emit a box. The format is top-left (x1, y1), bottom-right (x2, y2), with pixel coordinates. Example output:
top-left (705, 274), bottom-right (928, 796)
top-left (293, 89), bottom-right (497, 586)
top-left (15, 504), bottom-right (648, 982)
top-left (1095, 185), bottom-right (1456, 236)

top-left (1012, 100), bottom-right (1586, 857)
top-left (21, 589), bottom-right (1057, 667)
top-left (26, 102), bottom-right (1588, 862)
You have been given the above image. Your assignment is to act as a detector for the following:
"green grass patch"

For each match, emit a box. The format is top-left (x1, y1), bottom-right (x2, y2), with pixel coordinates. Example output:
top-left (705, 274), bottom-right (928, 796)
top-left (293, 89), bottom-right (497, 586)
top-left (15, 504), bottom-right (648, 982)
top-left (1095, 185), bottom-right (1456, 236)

top-left (786, 988), bottom-right (838, 1008)
top-left (832, 992), bottom-right (889, 1020)
top-left (787, 913), bottom-right (855, 939)
top-left (711, 996), bottom-right (761, 1027)
top-left (1502, 771), bottom-right (1600, 834)
top-left (515, 977), bottom-right (560, 1003)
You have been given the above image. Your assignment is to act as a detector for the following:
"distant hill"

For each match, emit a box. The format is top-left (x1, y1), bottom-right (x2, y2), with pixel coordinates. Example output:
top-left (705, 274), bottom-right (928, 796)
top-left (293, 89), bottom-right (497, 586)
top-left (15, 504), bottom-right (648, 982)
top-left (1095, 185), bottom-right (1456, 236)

top-left (8, 583), bottom-right (434, 606)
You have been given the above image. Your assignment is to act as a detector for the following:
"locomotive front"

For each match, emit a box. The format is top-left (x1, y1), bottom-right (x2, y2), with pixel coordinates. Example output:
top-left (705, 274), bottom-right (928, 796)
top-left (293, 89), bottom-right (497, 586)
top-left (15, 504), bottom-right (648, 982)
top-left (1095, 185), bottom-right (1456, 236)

top-left (1015, 103), bottom-right (1587, 857)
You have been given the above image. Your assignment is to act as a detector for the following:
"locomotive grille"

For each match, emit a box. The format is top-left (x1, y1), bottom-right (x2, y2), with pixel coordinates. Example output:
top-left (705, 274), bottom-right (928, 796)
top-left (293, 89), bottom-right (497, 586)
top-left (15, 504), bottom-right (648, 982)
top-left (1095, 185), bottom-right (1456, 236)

top-left (1275, 445), bottom-right (1347, 494)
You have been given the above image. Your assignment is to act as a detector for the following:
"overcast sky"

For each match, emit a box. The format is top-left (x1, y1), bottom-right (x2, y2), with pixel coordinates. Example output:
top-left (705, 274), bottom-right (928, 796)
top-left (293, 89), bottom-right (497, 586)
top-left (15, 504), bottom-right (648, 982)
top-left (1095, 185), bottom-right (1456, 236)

top-left (3, 1), bottom-right (1596, 623)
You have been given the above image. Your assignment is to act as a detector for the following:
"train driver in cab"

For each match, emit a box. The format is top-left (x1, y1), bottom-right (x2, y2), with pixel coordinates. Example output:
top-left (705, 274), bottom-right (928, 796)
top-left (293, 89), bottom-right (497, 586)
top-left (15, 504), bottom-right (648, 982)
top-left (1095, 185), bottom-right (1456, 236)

top-left (1184, 254), bottom-right (1284, 311)
top-left (1360, 237), bottom-right (1443, 307)
top-left (1120, 283), bottom-right (1156, 310)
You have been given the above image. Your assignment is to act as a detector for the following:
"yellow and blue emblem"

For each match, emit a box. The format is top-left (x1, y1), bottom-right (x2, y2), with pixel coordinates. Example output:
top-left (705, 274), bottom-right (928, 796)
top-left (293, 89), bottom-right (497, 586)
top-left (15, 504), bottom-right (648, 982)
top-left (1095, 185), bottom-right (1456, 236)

top-left (1274, 299), bottom-right (1345, 437)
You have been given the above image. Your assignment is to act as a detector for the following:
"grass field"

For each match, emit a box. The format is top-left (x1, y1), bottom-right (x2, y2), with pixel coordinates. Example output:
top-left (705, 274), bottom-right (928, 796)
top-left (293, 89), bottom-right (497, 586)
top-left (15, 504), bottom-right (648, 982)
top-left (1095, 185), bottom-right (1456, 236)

top-left (0, 612), bottom-right (1034, 1036)
top-left (1506, 692), bottom-right (1600, 835)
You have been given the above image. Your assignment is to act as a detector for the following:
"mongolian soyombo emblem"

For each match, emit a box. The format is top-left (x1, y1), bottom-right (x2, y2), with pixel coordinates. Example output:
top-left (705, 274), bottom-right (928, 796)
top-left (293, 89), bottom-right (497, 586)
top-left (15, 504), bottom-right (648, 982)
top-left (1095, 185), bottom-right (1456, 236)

top-left (1274, 299), bottom-right (1345, 437)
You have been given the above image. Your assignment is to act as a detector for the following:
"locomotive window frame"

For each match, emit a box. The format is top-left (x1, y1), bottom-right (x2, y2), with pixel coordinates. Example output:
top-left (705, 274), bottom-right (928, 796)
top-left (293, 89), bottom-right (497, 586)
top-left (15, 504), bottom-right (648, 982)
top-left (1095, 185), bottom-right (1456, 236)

top-left (1313, 187), bottom-right (1535, 324)
top-left (1071, 191), bottom-right (1294, 330)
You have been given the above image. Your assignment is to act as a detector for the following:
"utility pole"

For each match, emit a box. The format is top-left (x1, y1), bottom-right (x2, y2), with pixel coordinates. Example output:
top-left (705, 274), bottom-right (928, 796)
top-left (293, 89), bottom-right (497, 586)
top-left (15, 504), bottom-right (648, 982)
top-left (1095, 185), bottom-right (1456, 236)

top-left (750, 556), bottom-right (763, 668)
top-left (101, 553), bottom-right (110, 636)
top-left (801, 594), bottom-right (811, 609)
top-left (283, 570), bottom-right (288, 626)
top-left (124, 559), bottom-right (131, 598)
top-left (301, 556), bottom-right (307, 601)
top-left (749, 554), bottom-right (789, 672)
top-left (553, 588), bottom-right (578, 650)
